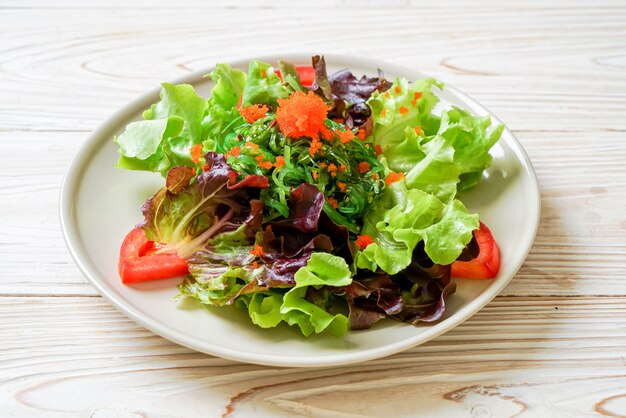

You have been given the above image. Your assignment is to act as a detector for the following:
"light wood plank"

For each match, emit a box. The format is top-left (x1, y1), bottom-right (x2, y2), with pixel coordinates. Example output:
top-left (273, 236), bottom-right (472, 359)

top-left (0, 6), bottom-right (624, 132)
top-left (2, 0), bottom-right (624, 8)
top-left (1, 296), bottom-right (626, 417)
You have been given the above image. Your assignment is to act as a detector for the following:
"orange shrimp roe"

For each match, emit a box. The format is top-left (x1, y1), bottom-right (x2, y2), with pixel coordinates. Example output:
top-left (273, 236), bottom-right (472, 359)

top-left (255, 154), bottom-right (274, 170)
top-left (260, 69), bottom-right (267, 78)
top-left (356, 234), bottom-right (375, 249)
top-left (394, 86), bottom-right (402, 94)
top-left (399, 106), bottom-right (409, 114)
top-left (312, 170), bottom-right (319, 180)
top-left (274, 155), bottom-right (286, 169)
top-left (372, 173), bottom-right (379, 180)
top-left (309, 138), bottom-right (323, 156)
top-left (190, 144), bottom-right (203, 163)
top-left (384, 92), bottom-right (391, 99)
top-left (252, 261), bottom-right (259, 269)
top-left (411, 92), bottom-right (423, 107)
top-left (276, 91), bottom-right (330, 139)
top-left (326, 163), bottom-right (338, 177)
top-left (250, 245), bottom-right (265, 257)
top-left (245, 142), bottom-right (259, 153)
top-left (357, 128), bottom-right (367, 140)
top-left (339, 164), bottom-right (346, 173)
top-left (332, 118), bottom-right (344, 124)
top-left (201, 163), bottom-right (209, 171)
top-left (337, 182), bottom-right (348, 192)
top-left (414, 126), bottom-right (423, 135)
top-left (386, 171), bottom-right (405, 185)
top-left (239, 104), bottom-right (269, 124)
top-left (380, 108), bottom-right (387, 117)
top-left (336, 129), bottom-right (355, 144)
top-left (358, 161), bottom-right (371, 174)
top-left (374, 145), bottom-right (383, 155)
top-left (320, 126), bottom-right (335, 141)
top-left (318, 162), bottom-right (327, 169)
top-left (226, 146), bottom-right (241, 157)
top-left (327, 197), bottom-right (339, 209)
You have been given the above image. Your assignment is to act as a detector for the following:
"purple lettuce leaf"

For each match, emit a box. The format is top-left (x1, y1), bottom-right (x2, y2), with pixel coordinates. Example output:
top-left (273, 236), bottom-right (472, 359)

top-left (165, 165), bottom-right (196, 194)
top-left (339, 242), bottom-right (456, 330)
top-left (139, 152), bottom-right (268, 258)
top-left (392, 242), bottom-right (455, 323)
top-left (311, 55), bottom-right (333, 103)
top-left (328, 68), bottom-right (390, 105)
top-left (341, 274), bottom-right (404, 330)
top-left (234, 183), bottom-right (351, 296)
top-left (271, 182), bottom-right (325, 234)
top-left (309, 55), bottom-right (390, 129)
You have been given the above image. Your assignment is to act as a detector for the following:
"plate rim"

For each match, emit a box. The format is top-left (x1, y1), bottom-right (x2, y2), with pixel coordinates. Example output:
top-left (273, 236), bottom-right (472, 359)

top-left (60, 53), bottom-right (541, 367)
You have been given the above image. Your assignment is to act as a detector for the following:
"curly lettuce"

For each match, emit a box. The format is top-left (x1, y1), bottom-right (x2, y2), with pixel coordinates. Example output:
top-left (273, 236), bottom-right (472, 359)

top-left (246, 253), bottom-right (351, 337)
top-left (357, 180), bottom-right (478, 275)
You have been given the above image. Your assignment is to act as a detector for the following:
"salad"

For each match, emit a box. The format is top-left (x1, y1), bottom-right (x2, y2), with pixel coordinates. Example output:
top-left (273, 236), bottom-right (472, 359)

top-left (114, 56), bottom-right (502, 337)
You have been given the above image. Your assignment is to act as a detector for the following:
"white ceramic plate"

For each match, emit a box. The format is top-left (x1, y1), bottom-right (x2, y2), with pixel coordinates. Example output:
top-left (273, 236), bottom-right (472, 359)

top-left (60, 54), bottom-right (540, 367)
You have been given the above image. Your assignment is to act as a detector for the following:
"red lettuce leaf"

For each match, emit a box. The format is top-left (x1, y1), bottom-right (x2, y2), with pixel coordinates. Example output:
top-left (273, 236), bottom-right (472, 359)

top-left (311, 55), bottom-right (333, 103)
top-left (139, 152), bottom-right (268, 257)
top-left (392, 242), bottom-right (455, 324)
top-left (271, 183), bottom-right (325, 234)
top-left (165, 166), bottom-right (196, 194)
top-left (236, 183), bottom-right (351, 296)
top-left (328, 68), bottom-right (390, 104)
top-left (342, 274), bottom-right (403, 330)
top-left (340, 242), bottom-right (456, 330)
top-left (310, 56), bottom-right (390, 129)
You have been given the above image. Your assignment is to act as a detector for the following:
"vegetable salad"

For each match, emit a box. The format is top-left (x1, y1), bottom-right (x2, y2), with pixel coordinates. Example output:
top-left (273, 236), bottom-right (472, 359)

top-left (114, 56), bottom-right (502, 337)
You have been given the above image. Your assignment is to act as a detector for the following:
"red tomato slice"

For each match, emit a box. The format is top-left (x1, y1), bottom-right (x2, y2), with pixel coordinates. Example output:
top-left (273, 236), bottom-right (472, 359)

top-left (119, 228), bottom-right (189, 284)
top-left (275, 66), bottom-right (316, 87)
top-left (294, 66), bottom-right (316, 86)
top-left (451, 222), bottom-right (501, 279)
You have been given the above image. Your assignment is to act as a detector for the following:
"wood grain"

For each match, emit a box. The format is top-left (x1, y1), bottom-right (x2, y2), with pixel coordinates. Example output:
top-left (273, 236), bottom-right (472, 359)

top-left (2, 296), bottom-right (626, 417)
top-left (1, 0), bottom-right (626, 416)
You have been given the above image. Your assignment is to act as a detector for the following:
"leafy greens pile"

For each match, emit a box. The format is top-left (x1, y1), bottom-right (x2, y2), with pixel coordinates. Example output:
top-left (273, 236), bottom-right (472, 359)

top-left (114, 56), bottom-right (503, 337)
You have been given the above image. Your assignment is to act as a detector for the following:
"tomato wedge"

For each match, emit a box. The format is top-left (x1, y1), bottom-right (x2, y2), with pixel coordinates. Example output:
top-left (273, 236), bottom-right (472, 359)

top-left (275, 66), bottom-right (316, 87)
top-left (451, 222), bottom-right (500, 279)
top-left (119, 228), bottom-right (189, 284)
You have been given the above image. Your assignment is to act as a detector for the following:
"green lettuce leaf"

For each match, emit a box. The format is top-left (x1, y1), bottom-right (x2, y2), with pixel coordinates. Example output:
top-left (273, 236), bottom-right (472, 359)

top-left (114, 116), bottom-right (185, 173)
top-left (144, 82), bottom-right (208, 142)
top-left (115, 83), bottom-right (209, 175)
top-left (357, 181), bottom-right (478, 274)
top-left (247, 292), bottom-right (284, 328)
top-left (383, 126), bottom-right (426, 173)
top-left (367, 77), bottom-right (443, 152)
top-left (207, 63), bottom-right (246, 110)
top-left (239, 253), bottom-right (352, 337)
top-left (438, 106), bottom-right (504, 191)
top-left (278, 60), bottom-right (306, 93)
top-left (179, 265), bottom-right (254, 306)
top-left (241, 60), bottom-right (290, 106)
top-left (279, 253), bottom-right (352, 337)
top-left (404, 134), bottom-right (460, 202)
top-left (202, 63), bottom-right (247, 152)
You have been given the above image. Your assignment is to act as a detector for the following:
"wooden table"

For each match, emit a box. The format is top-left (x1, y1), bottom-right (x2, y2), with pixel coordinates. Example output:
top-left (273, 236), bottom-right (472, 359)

top-left (2, 1), bottom-right (625, 416)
